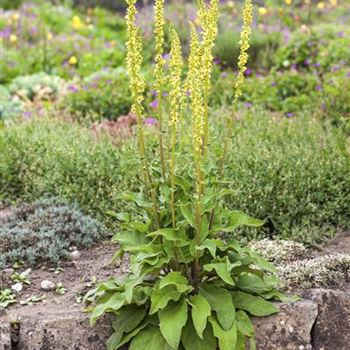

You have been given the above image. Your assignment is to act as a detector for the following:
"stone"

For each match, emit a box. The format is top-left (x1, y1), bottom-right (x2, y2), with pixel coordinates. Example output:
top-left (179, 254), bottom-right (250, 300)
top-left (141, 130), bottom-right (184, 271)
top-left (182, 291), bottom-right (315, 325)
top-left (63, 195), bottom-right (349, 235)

top-left (11, 282), bottom-right (23, 293)
top-left (0, 323), bottom-right (11, 350)
top-left (40, 280), bottom-right (55, 291)
top-left (253, 300), bottom-right (318, 350)
top-left (69, 250), bottom-right (81, 260)
top-left (16, 311), bottom-right (113, 350)
top-left (303, 288), bottom-right (350, 350)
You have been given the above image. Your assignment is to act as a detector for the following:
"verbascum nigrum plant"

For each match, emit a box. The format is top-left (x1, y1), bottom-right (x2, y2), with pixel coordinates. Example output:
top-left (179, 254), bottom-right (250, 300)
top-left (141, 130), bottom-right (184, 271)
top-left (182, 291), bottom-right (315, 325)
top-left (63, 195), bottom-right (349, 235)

top-left (87, 1), bottom-right (288, 349)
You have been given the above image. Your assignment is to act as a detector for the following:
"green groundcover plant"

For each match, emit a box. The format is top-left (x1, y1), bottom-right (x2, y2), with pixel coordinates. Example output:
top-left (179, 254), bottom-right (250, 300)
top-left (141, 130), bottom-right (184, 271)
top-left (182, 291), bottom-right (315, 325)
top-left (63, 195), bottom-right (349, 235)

top-left (86, 1), bottom-right (289, 349)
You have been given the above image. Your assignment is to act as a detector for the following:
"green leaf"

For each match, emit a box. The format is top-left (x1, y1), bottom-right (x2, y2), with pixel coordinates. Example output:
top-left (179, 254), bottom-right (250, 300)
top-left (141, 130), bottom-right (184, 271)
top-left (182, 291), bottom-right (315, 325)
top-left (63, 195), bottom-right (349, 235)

top-left (159, 272), bottom-right (193, 293)
top-left (199, 285), bottom-right (235, 331)
top-left (110, 322), bottom-right (148, 350)
top-left (217, 211), bottom-right (264, 232)
top-left (190, 295), bottom-right (211, 338)
top-left (196, 239), bottom-right (219, 258)
top-left (150, 284), bottom-right (182, 314)
top-left (148, 228), bottom-right (187, 245)
top-left (129, 326), bottom-right (173, 350)
top-left (236, 273), bottom-right (272, 294)
top-left (159, 298), bottom-right (188, 349)
top-left (107, 305), bottom-right (146, 350)
top-left (180, 203), bottom-right (196, 227)
top-left (235, 310), bottom-right (254, 337)
top-left (203, 262), bottom-right (234, 286)
top-left (90, 292), bottom-right (126, 326)
top-left (181, 319), bottom-right (216, 350)
top-left (209, 316), bottom-right (237, 350)
top-left (232, 291), bottom-right (278, 317)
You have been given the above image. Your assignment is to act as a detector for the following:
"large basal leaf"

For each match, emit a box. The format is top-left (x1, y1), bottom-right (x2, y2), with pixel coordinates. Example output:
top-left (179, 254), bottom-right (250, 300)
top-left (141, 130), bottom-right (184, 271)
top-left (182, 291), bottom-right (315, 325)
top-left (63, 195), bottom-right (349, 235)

top-left (129, 326), bottom-right (173, 350)
top-left (203, 262), bottom-right (234, 286)
top-left (214, 210), bottom-right (264, 232)
top-left (150, 284), bottom-right (182, 315)
top-left (190, 294), bottom-right (211, 338)
top-left (181, 319), bottom-right (216, 350)
top-left (90, 292), bottom-right (126, 326)
top-left (159, 298), bottom-right (188, 349)
top-left (235, 310), bottom-right (254, 337)
top-left (199, 284), bottom-right (235, 331)
top-left (209, 316), bottom-right (237, 350)
top-left (236, 273), bottom-right (272, 294)
top-left (108, 322), bottom-right (148, 350)
top-left (107, 305), bottom-right (146, 350)
top-left (159, 272), bottom-right (193, 293)
top-left (232, 291), bottom-right (278, 317)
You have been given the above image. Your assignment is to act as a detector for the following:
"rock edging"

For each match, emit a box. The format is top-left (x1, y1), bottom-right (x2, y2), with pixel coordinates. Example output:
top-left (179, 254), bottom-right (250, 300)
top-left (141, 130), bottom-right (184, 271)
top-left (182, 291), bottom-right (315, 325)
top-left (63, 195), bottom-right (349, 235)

top-left (1, 288), bottom-right (349, 350)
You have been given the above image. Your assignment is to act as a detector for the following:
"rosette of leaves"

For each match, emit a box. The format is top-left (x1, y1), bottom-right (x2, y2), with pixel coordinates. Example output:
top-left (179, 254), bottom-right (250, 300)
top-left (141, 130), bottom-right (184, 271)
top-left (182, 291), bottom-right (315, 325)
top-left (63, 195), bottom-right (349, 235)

top-left (87, 180), bottom-right (286, 350)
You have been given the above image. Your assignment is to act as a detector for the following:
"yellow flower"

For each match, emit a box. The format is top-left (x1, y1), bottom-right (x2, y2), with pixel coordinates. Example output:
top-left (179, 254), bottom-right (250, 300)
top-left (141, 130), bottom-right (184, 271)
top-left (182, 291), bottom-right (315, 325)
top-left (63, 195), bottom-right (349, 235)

top-left (12, 13), bottom-right (20, 21)
top-left (72, 15), bottom-right (85, 30)
top-left (169, 28), bottom-right (183, 128)
top-left (110, 40), bottom-right (117, 47)
top-left (285, 0), bottom-right (292, 5)
top-left (259, 7), bottom-right (267, 16)
top-left (234, 0), bottom-right (253, 102)
top-left (68, 56), bottom-right (78, 65)
top-left (329, 0), bottom-right (337, 6)
top-left (317, 2), bottom-right (325, 9)
top-left (304, 0), bottom-right (311, 4)
top-left (227, 1), bottom-right (234, 8)
top-left (9, 34), bottom-right (18, 43)
top-left (47, 32), bottom-right (53, 41)
top-left (153, 0), bottom-right (166, 93)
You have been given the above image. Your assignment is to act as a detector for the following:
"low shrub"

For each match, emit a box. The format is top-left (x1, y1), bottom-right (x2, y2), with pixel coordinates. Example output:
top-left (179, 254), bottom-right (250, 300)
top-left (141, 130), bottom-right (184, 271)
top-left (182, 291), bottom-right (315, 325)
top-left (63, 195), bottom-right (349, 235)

top-left (0, 119), bottom-right (138, 226)
top-left (9, 72), bottom-right (65, 102)
top-left (0, 198), bottom-right (107, 268)
top-left (0, 86), bottom-right (24, 122)
top-left (214, 29), bottom-right (282, 69)
top-left (275, 24), bottom-right (350, 73)
top-left (62, 68), bottom-right (133, 123)
top-left (221, 112), bottom-right (350, 244)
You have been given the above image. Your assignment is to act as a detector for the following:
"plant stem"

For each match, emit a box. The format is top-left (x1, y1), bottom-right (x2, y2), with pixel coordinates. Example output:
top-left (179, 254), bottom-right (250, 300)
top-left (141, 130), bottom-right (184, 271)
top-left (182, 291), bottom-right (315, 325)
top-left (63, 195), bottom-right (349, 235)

top-left (157, 93), bottom-right (167, 182)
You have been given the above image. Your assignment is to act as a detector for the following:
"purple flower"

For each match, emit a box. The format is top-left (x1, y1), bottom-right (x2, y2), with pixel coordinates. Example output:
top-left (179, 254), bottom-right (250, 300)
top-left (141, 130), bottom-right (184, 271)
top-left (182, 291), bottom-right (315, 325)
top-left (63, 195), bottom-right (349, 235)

top-left (0, 27), bottom-right (11, 38)
top-left (162, 92), bottom-right (168, 97)
top-left (68, 85), bottom-right (79, 93)
top-left (313, 62), bottom-right (321, 68)
top-left (315, 85), bottom-right (322, 91)
top-left (271, 81), bottom-right (277, 87)
top-left (331, 65), bottom-right (341, 72)
top-left (286, 112), bottom-right (294, 118)
top-left (162, 53), bottom-right (170, 60)
top-left (220, 72), bottom-right (228, 78)
top-left (346, 71), bottom-right (350, 78)
top-left (213, 58), bottom-right (221, 65)
top-left (151, 90), bottom-right (157, 97)
top-left (304, 59), bottom-right (310, 66)
top-left (144, 117), bottom-right (157, 125)
top-left (244, 68), bottom-right (253, 76)
top-left (149, 99), bottom-right (159, 109)
top-left (244, 102), bottom-right (252, 108)
top-left (337, 31), bottom-right (345, 38)
top-left (23, 111), bottom-right (32, 119)
top-left (106, 79), bottom-right (112, 85)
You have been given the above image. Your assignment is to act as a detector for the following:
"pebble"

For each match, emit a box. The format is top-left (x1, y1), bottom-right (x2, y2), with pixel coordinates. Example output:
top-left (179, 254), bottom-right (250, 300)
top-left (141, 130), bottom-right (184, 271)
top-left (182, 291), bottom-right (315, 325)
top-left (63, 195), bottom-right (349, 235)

top-left (4, 268), bottom-right (15, 275)
top-left (70, 250), bottom-right (81, 260)
top-left (40, 279), bottom-right (55, 291)
top-left (69, 246), bottom-right (77, 252)
top-left (11, 282), bottom-right (23, 293)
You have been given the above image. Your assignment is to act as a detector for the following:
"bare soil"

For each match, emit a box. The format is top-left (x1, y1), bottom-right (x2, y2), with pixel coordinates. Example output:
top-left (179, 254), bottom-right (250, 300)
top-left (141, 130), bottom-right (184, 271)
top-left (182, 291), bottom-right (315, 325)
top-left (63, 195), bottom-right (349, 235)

top-left (1, 205), bottom-right (349, 322)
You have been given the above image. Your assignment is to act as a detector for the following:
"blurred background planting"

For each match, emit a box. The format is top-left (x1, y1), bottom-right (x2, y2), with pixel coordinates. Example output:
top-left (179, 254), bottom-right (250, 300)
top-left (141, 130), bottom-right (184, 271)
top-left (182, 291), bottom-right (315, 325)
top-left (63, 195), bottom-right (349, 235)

top-left (1, 0), bottom-right (349, 247)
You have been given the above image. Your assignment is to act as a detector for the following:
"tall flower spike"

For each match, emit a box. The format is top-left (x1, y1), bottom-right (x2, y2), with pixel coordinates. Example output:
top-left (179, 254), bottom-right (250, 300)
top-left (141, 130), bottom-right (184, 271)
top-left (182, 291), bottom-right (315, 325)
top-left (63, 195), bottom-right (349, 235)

top-left (153, 0), bottom-right (166, 93)
top-left (125, 0), bottom-right (146, 116)
top-left (169, 28), bottom-right (183, 128)
top-left (234, 0), bottom-right (253, 102)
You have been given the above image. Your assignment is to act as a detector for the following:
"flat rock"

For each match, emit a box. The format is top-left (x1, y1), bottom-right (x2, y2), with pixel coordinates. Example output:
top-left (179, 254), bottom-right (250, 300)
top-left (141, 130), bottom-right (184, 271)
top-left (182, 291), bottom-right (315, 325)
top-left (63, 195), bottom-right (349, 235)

top-left (0, 323), bottom-right (11, 350)
top-left (17, 311), bottom-right (113, 350)
top-left (253, 300), bottom-right (318, 350)
top-left (303, 288), bottom-right (350, 350)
